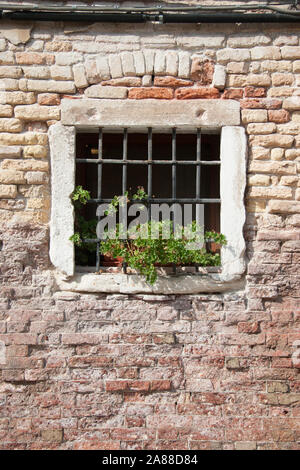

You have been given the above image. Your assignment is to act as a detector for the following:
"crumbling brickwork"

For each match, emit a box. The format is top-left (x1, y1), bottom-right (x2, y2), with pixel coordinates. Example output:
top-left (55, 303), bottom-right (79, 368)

top-left (0, 13), bottom-right (299, 450)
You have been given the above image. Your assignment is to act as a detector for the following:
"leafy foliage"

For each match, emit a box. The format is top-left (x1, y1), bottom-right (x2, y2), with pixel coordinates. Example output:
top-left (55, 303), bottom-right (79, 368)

top-left (70, 186), bottom-right (227, 284)
top-left (101, 220), bottom-right (226, 285)
top-left (70, 186), bottom-right (97, 265)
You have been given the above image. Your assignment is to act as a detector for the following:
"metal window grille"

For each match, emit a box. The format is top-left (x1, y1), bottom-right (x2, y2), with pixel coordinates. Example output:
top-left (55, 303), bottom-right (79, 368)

top-left (76, 127), bottom-right (221, 272)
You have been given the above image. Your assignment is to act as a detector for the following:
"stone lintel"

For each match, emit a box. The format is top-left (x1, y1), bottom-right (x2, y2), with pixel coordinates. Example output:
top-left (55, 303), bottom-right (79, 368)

top-left (61, 98), bottom-right (240, 130)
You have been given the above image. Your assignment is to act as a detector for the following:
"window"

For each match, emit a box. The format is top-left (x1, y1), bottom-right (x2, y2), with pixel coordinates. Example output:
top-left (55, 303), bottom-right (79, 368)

top-left (49, 98), bottom-right (246, 294)
top-left (75, 129), bottom-right (221, 272)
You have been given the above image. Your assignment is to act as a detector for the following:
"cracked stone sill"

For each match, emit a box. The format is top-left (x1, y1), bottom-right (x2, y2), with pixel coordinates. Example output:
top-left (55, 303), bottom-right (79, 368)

top-left (54, 270), bottom-right (245, 295)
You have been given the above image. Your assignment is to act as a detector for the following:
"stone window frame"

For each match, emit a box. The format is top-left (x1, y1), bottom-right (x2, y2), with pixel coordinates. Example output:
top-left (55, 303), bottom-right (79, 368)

top-left (49, 98), bottom-right (247, 294)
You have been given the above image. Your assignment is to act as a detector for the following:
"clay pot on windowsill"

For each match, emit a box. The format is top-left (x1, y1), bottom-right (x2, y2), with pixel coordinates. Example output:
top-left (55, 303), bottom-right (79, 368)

top-left (101, 255), bottom-right (124, 267)
top-left (206, 241), bottom-right (221, 253)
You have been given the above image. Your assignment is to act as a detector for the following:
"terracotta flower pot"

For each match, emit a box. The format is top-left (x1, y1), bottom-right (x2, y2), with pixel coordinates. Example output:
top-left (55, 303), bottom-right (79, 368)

top-left (206, 241), bottom-right (221, 253)
top-left (101, 255), bottom-right (124, 267)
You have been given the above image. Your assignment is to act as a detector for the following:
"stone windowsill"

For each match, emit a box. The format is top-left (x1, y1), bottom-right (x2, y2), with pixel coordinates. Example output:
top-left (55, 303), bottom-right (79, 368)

top-left (54, 267), bottom-right (245, 295)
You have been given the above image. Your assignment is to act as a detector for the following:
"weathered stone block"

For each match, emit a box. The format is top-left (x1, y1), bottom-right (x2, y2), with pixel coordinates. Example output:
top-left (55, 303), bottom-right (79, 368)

top-left (0, 105), bottom-right (13, 118)
top-left (0, 118), bottom-right (23, 133)
top-left (281, 46), bottom-right (300, 59)
top-left (249, 161), bottom-right (296, 175)
top-left (73, 64), bottom-right (88, 89)
top-left (23, 145), bottom-right (48, 159)
top-left (268, 200), bottom-right (300, 214)
top-left (108, 54), bottom-right (123, 79)
top-left (14, 104), bottom-right (60, 121)
top-left (251, 46), bottom-right (281, 60)
top-left (4, 92), bottom-right (36, 105)
top-left (26, 79), bottom-right (76, 94)
top-left (37, 93), bottom-right (60, 106)
top-left (241, 109), bottom-right (268, 123)
top-left (212, 64), bottom-right (226, 90)
top-left (16, 52), bottom-right (54, 65)
top-left (217, 48), bottom-right (250, 64)
top-left (61, 98), bottom-right (240, 129)
top-left (283, 96), bottom-right (300, 110)
top-left (50, 65), bottom-right (73, 81)
top-left (0, 184), bottom-right (17, 198)
top-left (0, 66), bottom-right (22, 78)
top-left (0, 170), bottom-right (25, 184)
top-left (85, 85), bottom-right (127, 99)
top-left (0, 145), bottom-right (21, 158)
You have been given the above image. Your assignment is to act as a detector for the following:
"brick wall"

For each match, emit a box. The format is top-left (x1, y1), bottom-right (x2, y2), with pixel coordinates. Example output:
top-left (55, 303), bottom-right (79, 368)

top-left (0, 19), bottom-right (299, 450)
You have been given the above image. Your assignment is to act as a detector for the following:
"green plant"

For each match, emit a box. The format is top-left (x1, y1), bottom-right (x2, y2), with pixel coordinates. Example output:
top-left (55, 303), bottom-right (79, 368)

top-left (70, 186), bottom-right (227, 284)
top-left (101, 220), bottom-right (226, 285)
top-left (69, 186), bottom-right (97, 265)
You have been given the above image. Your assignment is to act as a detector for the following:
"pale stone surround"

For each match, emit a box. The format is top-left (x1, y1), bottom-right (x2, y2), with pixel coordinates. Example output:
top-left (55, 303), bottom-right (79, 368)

top-left (50, 98), bottom-right (247, 294)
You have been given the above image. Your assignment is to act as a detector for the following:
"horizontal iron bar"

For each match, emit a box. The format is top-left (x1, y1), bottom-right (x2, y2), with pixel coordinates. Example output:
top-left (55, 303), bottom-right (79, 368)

top-left (88, 198), bottom-right (221, 204)
top-left (83, 237), bottom-right (221, 243)
top-left (77, 158), bottom-right (220, 165)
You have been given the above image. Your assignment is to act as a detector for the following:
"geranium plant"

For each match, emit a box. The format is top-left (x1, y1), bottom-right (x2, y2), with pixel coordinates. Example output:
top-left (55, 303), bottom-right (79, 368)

top-left (70, 186), bottom-right (227, 285)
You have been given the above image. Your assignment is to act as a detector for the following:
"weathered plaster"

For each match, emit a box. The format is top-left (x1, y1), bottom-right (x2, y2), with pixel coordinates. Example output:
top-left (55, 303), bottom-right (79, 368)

top-left (220, 126), bottom-right (247, 281)
top-left (49, 122), bottom-right (75, 276)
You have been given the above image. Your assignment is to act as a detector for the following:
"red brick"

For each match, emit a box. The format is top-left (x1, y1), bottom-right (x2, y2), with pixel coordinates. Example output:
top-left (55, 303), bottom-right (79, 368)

top-left (191, 58), bottom-right (214, 85)
top-left (238, 321), bottom-right (260, 334)
top-left (105, 380), bottom-right (128, 392)
top-left (244, 86), bottom-right (267, 98)
top-left (15, 52), bottom-right (54, 65)
top-left (128, 87), bottom-right (173, 99)
top-left (38, 94), bottom-right (61, 106)
top-left (150, 380), bottom-right (172, 391)
top-left (74, 440), bottom-right (120, 450)
top-left (68, 356), bottom-right (113, 367)
top-left (2, 370), bottom-right (24, 382)
top-left (268, 109), bottom-right (290, 123)
top-left (128, 380), bottom-right (151, 392)
top-left (175, 87), bottom-right (220, 99)
top-left (61, 333), bottom-right (107, 344)
top-left (272, 358), bottom-right (293, 368)
top-left (6, 345), bottom-right (29, 357)
top-left (154, 76), bottom-right (193, 87)
top-left (240, 98), bottom-right (282, 109)
top-left (222, 88), bottom-right (243, 100)
top-left (126, 417), bottom-right (145, 427)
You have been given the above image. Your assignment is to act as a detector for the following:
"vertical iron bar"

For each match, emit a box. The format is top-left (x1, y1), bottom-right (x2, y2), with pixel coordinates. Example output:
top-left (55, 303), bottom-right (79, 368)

top-left (172, 127), bottom-right (176, 200)
top-left (148, 127), bottom-right (152, 222)
top-left (195, 128), bottom-right (201, 273)
top-left (172, 127), bottom-right (177, 275)
top-left (122, 129), bottom-right (128, 272)
top-left (196, 128), bottom-right (201, 200)
top-left (96, 128), bottom-right (103, 271)
top-left (122, 128), bottom-right (128, 195)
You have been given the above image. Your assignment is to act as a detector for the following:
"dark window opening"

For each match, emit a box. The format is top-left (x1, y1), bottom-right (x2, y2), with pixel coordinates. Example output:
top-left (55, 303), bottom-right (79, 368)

top-left (75, 129), bottom-right (220, 270)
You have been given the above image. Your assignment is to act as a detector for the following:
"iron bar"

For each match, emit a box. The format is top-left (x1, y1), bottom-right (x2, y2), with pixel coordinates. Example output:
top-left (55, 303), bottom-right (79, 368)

top-left (148, 127), bottom-right (153, 223)
top-left (76, 158), bottom-right (220, 165)
top-left (172, 128), bottom-right (177, 201)
top-left (96, 128), bottom-right (103, 271)
top-left (122, 128), bottom-right (128, 195)
top-left (89, 198), bottom-right (221, 204)
top-left (76, 128), bottom-right (221, 272)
